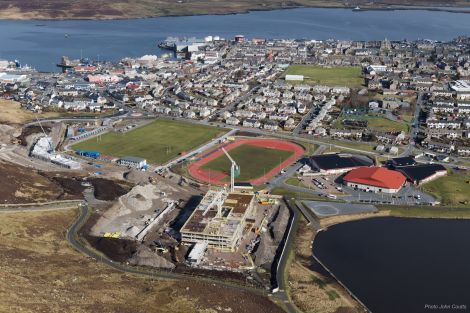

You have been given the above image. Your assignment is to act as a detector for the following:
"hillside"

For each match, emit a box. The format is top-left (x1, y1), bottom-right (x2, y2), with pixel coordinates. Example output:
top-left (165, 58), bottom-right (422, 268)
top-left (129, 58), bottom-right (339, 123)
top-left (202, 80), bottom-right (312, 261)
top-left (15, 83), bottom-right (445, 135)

top-left (0, 0), bottom-right (468, 20)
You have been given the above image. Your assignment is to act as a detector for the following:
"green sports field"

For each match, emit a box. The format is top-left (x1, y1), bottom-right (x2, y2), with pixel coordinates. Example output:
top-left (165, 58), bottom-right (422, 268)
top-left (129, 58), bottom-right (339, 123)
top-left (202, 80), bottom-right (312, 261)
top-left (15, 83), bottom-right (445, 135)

top-left (421, 169), bottom-right (470, 207)
top-left (285, 65), bottom-right (363, 87)
top-left (72, 119), bottom-right (227, 165)
top-left (200, 145), bottom-right (294, 182)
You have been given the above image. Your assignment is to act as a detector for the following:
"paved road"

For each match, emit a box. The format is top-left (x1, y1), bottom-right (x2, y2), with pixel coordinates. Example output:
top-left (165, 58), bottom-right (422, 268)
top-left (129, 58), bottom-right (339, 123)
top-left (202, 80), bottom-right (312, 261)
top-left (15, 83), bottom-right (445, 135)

top-left (293, 104), bottom-right (318, 136)
top-left (303, 201), bottom-right (377, 217)
top-left (156, 128), bottom-right (237, 172)
top-left (341, 184), bottom-right (435, 205)
top-left (398, 92), bottom-right (424, 158)
top-left (267, 145), bottom-right (326, 190)
top-left (0, 201), bottom-right (82, 213)
top-left (24, 109), bottom-right (130, 127)
top-left (273, 200), bottom-right (302, 312)
top-left (66, 204), bottom-right (299, 313)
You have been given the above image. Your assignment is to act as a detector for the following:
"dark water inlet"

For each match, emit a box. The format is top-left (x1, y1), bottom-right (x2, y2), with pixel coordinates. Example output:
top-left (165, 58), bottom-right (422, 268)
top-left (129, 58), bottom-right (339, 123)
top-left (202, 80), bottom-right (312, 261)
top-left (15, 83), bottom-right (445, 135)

top-left (313, 217), bottom-right (470, 313)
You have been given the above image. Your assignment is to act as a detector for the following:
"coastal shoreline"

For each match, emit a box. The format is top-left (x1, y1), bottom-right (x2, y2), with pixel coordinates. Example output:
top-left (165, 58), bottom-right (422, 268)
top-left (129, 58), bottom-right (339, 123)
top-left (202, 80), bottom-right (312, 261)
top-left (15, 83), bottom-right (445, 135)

top-left (306, 209), bottom-right (470, 313)
top-left (0, 3), bottom-right (469, 21)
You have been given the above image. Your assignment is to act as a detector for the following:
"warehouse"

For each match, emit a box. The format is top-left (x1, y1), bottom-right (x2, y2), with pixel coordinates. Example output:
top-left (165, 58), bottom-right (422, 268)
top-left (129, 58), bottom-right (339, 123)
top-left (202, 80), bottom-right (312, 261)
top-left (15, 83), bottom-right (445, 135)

top-left (343, 167), bottom-right (407, 193)
top-left (396, 164), bottom-right (447, 185)
top-left (308, 153), bottom-right (374, 175)
top-left (180, 189), bottom-right (255, 252)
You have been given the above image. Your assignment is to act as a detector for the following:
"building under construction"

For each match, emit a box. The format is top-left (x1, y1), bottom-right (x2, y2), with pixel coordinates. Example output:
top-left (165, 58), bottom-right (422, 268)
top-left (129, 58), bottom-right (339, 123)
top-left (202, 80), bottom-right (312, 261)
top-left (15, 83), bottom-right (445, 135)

top-left (180, 188), bottom-right (255, 252)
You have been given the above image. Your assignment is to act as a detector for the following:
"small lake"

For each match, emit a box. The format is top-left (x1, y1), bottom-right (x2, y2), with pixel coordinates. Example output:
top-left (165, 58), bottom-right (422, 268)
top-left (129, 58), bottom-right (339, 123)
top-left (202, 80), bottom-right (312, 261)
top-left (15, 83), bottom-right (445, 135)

top-left (0, 8), bottom-right (469, 71)
top-left (313, 217), bottom-right (470, 313)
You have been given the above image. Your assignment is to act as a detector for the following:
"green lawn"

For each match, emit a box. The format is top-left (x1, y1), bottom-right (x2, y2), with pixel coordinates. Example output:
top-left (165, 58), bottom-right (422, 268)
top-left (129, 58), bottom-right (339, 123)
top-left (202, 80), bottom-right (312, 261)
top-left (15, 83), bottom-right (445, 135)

top-left (201, 145), bottom-right (294, 182)
top-left (72, 119), bottom-right (227, 165)
top-left (366, 116), bottom-right (409, 133)
top-left (285, 177), bottom-right (309, 189)
top-left (316, 138), bottom-right (377, 153)
top-left (380, 205), bottom-right (470, 218)
top-left (285, 65), bottom-right (363, 87)
top-left (421, 170), bottom-right (470, 207)
top-left (270, 187), bottom-right (325, 201)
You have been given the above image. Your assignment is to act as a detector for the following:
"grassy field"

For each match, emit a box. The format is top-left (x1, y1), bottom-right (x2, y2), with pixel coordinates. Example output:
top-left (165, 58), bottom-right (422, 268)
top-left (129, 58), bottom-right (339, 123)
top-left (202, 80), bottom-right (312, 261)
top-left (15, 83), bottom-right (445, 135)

top-left (73, 119), bottom-right (227, 165)
top-left (0, 100), bottom-right (60, 124)
top-left (0, 208), bottom-right (284, 313)
top-left (285, 177), bottom-right (309, 189)
top-left (316, 138), bottom-right (377, 153)
top-left (0, 100), bottom-right (116, 124)
top-left (420, 169), bottom-right (470, 207)
top-left (271, 187), bottom-right (325, 200)
top-left (380, 205), bottom-right (470, 218)
top-left (365, 115), bottom-right (409, 133)
top-left (285, 65), bottom-right (363, 87)
top-left (201, 144), bottom-right (293, 182)
top-left (287, 216), bottom-right (360, 313)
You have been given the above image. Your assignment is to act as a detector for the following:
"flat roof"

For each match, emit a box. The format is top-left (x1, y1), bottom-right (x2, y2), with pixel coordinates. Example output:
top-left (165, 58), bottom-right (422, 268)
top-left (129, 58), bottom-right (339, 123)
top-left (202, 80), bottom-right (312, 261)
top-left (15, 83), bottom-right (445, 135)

top-left (223, 193), bottom-right (254, 216)
top-left (181, 191), bottom-right (254, 237)
top-left (310, 153), bottom-right (374, 171)
top-left (388, 156), bottom-right (416, 167)
top-left (120, 156), bottom-right (146, 163)
top-left (397, 164), bottom-right (447, 183)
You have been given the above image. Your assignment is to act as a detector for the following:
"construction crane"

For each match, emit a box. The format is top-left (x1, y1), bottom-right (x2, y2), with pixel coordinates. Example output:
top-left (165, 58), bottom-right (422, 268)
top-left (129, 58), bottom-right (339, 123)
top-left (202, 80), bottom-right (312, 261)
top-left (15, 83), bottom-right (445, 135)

top-left (222, 147), bottom-right (240, 192)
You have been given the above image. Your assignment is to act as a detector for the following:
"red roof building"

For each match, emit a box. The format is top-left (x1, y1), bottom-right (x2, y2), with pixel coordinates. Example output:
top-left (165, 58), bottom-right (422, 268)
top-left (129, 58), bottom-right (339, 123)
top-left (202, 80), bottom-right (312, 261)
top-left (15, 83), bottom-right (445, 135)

top-left (343, 167), bottom-right (406, 193)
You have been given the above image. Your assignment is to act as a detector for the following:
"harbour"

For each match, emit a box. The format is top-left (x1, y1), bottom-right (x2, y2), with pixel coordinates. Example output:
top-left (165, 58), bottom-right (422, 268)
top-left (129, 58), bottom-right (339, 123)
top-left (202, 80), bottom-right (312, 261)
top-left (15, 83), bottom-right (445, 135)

top-left (0, 7), bottom-right (469, 71)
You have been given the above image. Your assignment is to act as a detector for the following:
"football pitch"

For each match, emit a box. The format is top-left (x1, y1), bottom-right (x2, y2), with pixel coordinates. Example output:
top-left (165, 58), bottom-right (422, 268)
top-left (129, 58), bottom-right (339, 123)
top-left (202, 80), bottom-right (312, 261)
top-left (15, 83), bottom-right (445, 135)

top-left (200, 144), bottom-right (294, 182)
top-left (72, 119), bottom-right (227, 165)
top-left (285, 65), bottom-right (363, 87)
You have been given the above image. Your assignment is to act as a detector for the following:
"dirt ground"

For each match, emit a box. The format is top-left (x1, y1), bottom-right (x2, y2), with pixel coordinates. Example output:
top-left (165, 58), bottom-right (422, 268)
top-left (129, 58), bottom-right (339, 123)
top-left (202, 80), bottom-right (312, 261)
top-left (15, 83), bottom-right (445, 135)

top-left (319, 210), bottom-right (391, 228)
top-left (17, 125), bottom-right (52, 146)
top-left (0, 160), bottom-right (132, 204)
top-left (287, 217), bottom-right (361, 313)
top-left (0, 160), bottom-right (66, 203)
top-left (0, 208), bottom-right (285, 313)
top-left (87, 177), bottom-right (132, 201)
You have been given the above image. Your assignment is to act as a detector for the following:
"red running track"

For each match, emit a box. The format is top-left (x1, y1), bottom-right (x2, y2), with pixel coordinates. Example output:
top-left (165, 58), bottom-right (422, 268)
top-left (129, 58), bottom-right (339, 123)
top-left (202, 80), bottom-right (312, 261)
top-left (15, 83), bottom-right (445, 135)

top-left (188, 138), bottom-right (305, 186)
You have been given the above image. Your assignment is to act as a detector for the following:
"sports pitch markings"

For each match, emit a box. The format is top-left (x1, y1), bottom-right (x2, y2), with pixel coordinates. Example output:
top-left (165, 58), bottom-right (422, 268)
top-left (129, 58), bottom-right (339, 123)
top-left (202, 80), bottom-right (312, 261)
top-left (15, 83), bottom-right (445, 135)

top-left (188, 138), bottom-right (305, 186)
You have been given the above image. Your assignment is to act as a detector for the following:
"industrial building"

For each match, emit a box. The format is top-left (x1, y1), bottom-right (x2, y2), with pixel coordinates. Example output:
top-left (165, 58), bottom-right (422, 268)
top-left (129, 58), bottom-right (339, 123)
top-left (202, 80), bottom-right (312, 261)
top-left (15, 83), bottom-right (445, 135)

top-left (343, 166), bottom-right (407, 193)
top-left (180, 189), bottom-right (255, 252)
top-left (0, 72), bottom-right (29, 84)
top-left (308, 153), bottom-right (374, 175)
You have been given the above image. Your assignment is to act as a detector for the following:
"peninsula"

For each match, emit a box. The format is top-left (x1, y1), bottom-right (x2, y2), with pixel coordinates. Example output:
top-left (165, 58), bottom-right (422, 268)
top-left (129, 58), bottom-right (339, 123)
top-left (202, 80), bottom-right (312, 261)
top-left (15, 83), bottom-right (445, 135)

top-left (0, 0), bottom-right (469, 20)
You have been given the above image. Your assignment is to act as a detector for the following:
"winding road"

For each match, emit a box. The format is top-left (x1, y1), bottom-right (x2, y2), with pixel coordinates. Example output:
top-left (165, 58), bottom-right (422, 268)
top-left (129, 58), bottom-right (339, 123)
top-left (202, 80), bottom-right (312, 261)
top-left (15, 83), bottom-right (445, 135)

top-left (66, 204), bottom-right (301, 313)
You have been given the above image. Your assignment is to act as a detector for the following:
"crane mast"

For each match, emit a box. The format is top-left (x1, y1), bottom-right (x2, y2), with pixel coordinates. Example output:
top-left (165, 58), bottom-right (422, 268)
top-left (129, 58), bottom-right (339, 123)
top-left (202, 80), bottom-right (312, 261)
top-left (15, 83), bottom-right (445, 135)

top-left (222, 148), bottom-right (239, 192)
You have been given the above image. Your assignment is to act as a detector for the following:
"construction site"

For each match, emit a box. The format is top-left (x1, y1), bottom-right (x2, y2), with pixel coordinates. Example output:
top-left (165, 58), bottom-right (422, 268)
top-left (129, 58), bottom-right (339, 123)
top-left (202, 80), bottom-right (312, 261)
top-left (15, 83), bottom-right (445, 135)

top-left (0, 111), bottom-right (293, 290)
top-left (83, 141), bottom-right (292, 288)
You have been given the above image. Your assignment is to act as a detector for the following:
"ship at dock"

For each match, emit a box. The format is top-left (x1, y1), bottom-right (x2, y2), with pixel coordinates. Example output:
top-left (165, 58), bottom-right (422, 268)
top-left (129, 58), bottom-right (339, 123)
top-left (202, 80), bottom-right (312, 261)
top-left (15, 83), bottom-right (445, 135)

top-left (158, 36), bottom-right (220, 59)
top-left (158, 36), bottom-right (179, 50)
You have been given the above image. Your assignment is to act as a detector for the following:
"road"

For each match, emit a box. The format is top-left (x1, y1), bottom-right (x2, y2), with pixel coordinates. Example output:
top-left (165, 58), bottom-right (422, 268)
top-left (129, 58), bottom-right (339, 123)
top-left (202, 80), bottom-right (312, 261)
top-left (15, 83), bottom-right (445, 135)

top-left (1, 200), bottom-right (300, 312)
top-left (398, 92), bottom-right (424, 158)
top-left (292, 104), bottom-right (318, 136)
top-left (155, 128), bottom-right (237, 172)
top-left (24, 109), bottom-right (130, 127)
top-left (273, 200), bottom-right (302, 312)
top-left (66, 204), bottom-right (299, 313)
